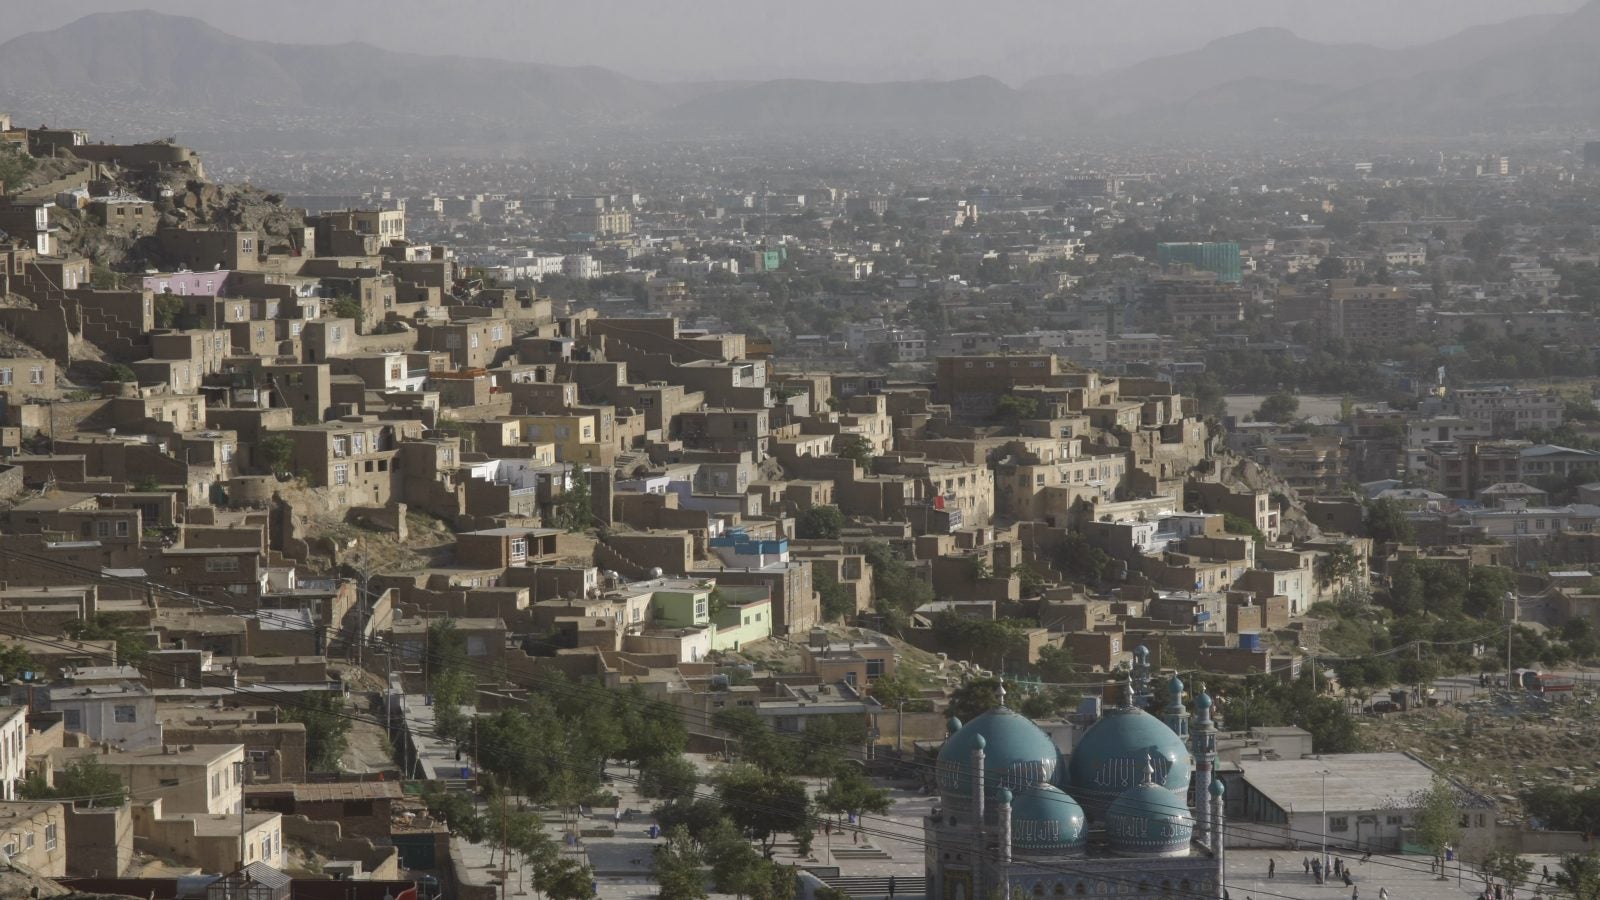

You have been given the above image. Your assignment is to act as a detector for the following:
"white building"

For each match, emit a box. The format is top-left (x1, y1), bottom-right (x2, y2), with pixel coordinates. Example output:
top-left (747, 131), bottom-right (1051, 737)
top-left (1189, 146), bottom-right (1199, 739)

top-left (0, 706), bottom-right (26, 800)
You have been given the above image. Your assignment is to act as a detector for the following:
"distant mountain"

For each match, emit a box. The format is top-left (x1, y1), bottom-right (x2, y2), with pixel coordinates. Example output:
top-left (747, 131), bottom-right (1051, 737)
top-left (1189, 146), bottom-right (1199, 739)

top-left (4, 6), bottom-right (1600, 146)
top-left (0, 10), bottom-right (699, 130)
top-left (662, 76), bottom-right (1025, 130)
top-left (1024, 4), bottom-right (1600, 133)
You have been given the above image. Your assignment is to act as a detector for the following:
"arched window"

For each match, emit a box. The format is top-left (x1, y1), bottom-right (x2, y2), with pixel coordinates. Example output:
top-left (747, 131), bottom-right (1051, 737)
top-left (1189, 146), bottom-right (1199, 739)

top-left (1054, 884), bottom-right (1067, 896)
top-left (1033, 885), bottom-right (1045, 897)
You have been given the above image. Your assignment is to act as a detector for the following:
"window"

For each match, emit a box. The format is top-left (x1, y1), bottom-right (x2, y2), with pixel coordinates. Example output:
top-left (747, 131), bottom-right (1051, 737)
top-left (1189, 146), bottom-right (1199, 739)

top-left (28, 367), bottom-right (43, 384)
top-left (44, 824), bottom-right (55, 851)
top-left (333, 438), bottom-right (348, 458)
top-left (470, 333), bottom-right (480, 349)
top-left (221, 444), bottom-right (234, 464)
top-left (1329, 816), bottom-right (1349, 832)
top-left (206, 556), bottom-right (240, 573)
top-left (212, 773), bottom-right (221, 798)
top-left (351, 433), bottom-right (366, 455)
top-left (466, 636), bottom-right (488, 657)
top-left (23, 831), bottom-right (33, 850)
top-left (492, 325), bottom-right (504, 341)
top-left (510, 538), bottom-right (528, 560)
top-left (98, 521), bottom-right (111, 538)
top-left (241, 237), bottom-right (254, 253)
top-left (333, 464), bottom-right (349, 486)
top-left (0, 369), bottom-right (11, 385)
top-left (114, 705), bottom-right (137, 723)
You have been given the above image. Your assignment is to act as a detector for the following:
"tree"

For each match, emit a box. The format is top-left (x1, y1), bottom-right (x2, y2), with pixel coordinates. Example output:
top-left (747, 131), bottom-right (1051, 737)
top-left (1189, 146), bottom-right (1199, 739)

top-left (715, 764), bottom-right (811, 858)
top-left (946, 677), bottom-right (1008, 721)
top-left (1412, 774), bottom-right (1464, 877)
top-left (1364, 498), bottom-right (1416, 546)
top-left (1058, 533), bottom-right (1113, 586)
top-left (862, 541), bottom-right (933, 624)
top-left (814, 569), bottom-right (856, 622)
top-left (1556, 853), bottom-right (1600, 900)
top-left (554, 464), bottom-right (593, 532)
top-left (836, 435), bottom-right (874, 470)
top-left (331, 296), bottom-right (364, 321)
top-left (1255, 392), bottom-right (1300, 424)
top-left (154, 293), bottom-right (184, 328)
top-left (540, 857), bottom-right (596, 900)
top-left (867, 669), bottom-right (927, 711)
top-left (282, 692), bottom-right (352, 772)
top-left (259, 434), bottom-right (293, 476)
top-left (1035, 644), bottom-right (1076, 683)
top-left (992, 395), bottom-right (1040, 425)
top-left (654, 826), bottom-right (709, 900)
top-left (817, 766), bottom-right (891, 819)
top-left (1479, 846), bottom-right (1534, 894)
top-left (20, 757), bottom-right (126, 807)
top-left (640, 754), bottom-right (699, 801)
top-left (107, 364), bottom-right (137, 383)
top-left (1316, 543), bottom-right (1362, 588)
top-left (796, 505), bottom-right (845, 540)
top-left (64, 614), bottom-right (149, 664)
top-left (418, 782), bottom-right (486, 841)
top-left (0, 143), bottom-right (37, 191)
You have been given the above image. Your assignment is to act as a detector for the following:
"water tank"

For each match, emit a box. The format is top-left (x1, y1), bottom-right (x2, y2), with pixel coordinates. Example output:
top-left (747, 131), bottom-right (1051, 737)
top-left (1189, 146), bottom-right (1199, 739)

top-left (1238, 632), bottom-right (1262, 651)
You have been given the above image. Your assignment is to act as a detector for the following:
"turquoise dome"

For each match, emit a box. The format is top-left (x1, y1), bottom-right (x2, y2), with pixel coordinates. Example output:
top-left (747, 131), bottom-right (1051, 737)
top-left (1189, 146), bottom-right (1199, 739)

top-left (1066, 705), bottom-right (1192, 818)
top-left (1009, 784), bottom-right (1087, 856)
top-left (1105, 782), bottom-right (1194, 857)
top-left (937, 706), bottom-right (1059, 801)
top-left (1209, 777), bottom-right (1225, 798)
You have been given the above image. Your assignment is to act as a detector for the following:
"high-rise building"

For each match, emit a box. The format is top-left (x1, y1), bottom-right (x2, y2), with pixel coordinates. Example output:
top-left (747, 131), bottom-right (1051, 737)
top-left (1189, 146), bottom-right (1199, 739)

top-left (1585, 142), bottom-right (1600, 169)
top-left (1156, 242), bottom-right (1242, 283)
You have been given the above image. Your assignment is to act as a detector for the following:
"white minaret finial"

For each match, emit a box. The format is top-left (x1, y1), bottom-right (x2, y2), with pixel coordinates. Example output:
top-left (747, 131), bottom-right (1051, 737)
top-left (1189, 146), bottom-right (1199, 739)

top-left (997, 679), bottom-right (1007, 708)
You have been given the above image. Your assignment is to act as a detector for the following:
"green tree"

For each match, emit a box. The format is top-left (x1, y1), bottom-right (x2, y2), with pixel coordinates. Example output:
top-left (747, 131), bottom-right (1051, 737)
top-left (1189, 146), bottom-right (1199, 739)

top-left (814, 568), bottom-right (856, 622)
top-left (1364, 498), bottom-right (1416, 546)
top-left (862, 541), bottom-right (933, 624)
top-left (836, 435), bottom-right (874, 470)
top-left (20, 757), bottom-right (126, 807)
top-left (1057, 533), bottom-right (1113, 587)
top-left (715, 764), bottom-right (811, 858)
top-left (1412, 774), bottom-right (1464, 877)
top-left (331, 295), bottom-right (363, 321)
top-left (540, 857), bottom-right (596, 900)
top-left (867, 669), bottom-right (928, 711)
top-left (0, 143), bottom-right (37, 190)
top-left (1255, 392), bottom-right (1300, 423)
top-left (796, 505), bottom-right (845, 539)
top-left (154, 293), bottom-right (184, 328)
top-left (259, 433), bottom-right (294, 476)
top-left (816, 766), bottom-right (891, 819)
top-left (107, 364), bottom-right (137, 383)
top-left (64, 614), bottom-right (149, 664)
top-left (992, 395), bottom-right (1040, 425)
top-left (639, 754), bottom-right (700, 801)
top-left (1035, 644), bottom-right (1075, 683)
top-left (1557, 854), bottom-right (1600, 900)
top-left (945, 677), bottom-right (1008, 721)
top-left (1316, 543), bottom-right (1362, 588)
top-left (1479, 846), bottom-right (1534, 893)
top-left (282, 692), bottom-right (352, 772)
top-left (654, 826), bottom-right (709, 900)
top-left (554, 464), bottom-right (593, 532)
top-left (418, 781), bottom-right (486, 841)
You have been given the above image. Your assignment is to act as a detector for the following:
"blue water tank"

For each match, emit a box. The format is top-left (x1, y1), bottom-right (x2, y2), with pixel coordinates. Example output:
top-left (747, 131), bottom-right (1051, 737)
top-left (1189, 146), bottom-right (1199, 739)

top-left (1239, 632), bottom-right (1261, 651)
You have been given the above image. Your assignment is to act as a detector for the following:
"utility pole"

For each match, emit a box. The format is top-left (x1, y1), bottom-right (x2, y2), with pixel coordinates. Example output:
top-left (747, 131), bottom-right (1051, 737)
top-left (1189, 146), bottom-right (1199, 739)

top-left (1505, 591), bottom-right (1515, 689)
top-left (896, 699), bottom-right (905, 753)
top-left (236, 759), bottom-right (247, 871)
top-left (500, 788), bottom-right (509, 900)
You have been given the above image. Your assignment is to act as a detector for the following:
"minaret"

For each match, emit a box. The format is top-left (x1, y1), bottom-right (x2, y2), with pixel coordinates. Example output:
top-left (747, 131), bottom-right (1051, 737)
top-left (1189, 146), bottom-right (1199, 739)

top-left (1192, 684), bottom-right (1219, 849)
top-left (1131, 645), bottom-right (1152, 708)
top-left (1210, 777), bottom-right (1227, 899)
top-left (972, 732), bottom-right (987, 823)
top-left (997, 787), bottom-right (1014, 869)
top-left (1162, 674), bottom-right (1189, 739)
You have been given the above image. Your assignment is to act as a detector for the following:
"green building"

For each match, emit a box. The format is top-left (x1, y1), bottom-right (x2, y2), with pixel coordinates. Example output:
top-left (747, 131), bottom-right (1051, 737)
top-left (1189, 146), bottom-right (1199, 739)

top-left (1157, 242), bottom-right (1241, 283)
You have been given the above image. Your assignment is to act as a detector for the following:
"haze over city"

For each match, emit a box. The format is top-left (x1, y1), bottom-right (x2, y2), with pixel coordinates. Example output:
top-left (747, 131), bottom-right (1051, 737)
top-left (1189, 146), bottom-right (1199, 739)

top-left (3, 2), bottom-right (1600, 900)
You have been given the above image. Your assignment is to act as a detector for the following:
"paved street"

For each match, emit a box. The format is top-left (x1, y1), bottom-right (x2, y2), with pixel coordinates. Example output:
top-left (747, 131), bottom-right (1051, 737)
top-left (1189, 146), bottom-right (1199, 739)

top-left (1223, 851), bottom-right (1564, 900)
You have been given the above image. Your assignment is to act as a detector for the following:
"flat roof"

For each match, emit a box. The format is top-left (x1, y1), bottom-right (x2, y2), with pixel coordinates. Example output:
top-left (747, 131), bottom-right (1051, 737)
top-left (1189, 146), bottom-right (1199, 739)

top-left (1239, 753), bottom-right (1476, 814)
top-left (246, 781), bottom-right (402, 802)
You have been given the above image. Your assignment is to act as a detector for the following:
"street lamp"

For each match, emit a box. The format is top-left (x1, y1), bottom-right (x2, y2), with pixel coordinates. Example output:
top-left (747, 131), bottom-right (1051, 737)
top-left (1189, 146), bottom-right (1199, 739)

top-left (1321, 769), bottom-right (1331, 873)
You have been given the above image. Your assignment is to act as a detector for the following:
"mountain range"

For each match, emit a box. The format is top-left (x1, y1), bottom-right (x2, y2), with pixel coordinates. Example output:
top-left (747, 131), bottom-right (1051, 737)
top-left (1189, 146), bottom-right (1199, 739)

top-left (2, 6), bottom-right (1600, 146)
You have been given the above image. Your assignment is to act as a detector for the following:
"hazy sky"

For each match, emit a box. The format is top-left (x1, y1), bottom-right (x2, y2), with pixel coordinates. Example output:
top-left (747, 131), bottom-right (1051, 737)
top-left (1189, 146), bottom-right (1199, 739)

top-left (2, 0), bottom-right (1589, 83)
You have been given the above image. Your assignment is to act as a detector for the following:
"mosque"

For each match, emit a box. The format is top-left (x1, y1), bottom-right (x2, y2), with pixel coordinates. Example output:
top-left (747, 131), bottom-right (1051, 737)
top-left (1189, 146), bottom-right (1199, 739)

top-left (925, 647), bottom-right (1225, 900)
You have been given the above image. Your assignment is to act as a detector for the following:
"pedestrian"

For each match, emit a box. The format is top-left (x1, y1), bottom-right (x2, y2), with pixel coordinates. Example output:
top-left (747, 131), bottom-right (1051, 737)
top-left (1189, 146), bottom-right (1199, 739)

top-left (1379, 888), bottom-right (1388, 900)
top-left (1362, 851), bottom-right (1372, 864)
top-left (852, 830), bottom-right (859, 845)
top-left (1305, 857), bottom-right (1312, 875)
top-left (1545, 865), bottom-right (1552, 884)
top-left (890, 876), bottom-right (897, 900)
top-left (1496, 884), bottom-right (1504, 900)
top-left (1270, 860), bottom-right (1276, 878)
top-left (1344, 871), bottom-right (1353, 888)
top-left (1352, 888), bottom-right (1358, 900)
